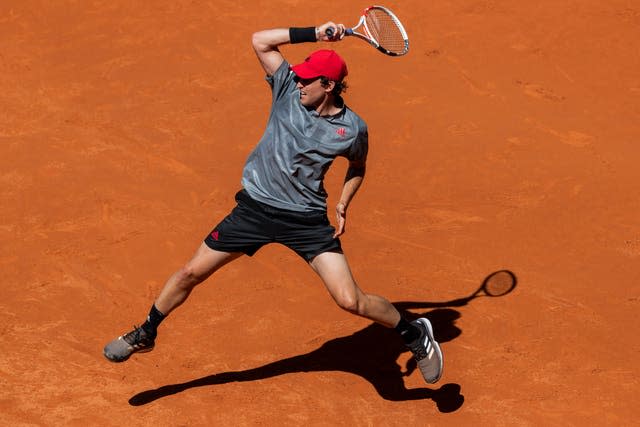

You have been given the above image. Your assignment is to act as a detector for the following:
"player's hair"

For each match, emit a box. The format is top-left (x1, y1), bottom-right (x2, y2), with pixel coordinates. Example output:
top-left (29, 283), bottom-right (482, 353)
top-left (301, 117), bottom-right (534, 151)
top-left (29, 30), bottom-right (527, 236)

top-left (320, 76), bottom-right (348, 96)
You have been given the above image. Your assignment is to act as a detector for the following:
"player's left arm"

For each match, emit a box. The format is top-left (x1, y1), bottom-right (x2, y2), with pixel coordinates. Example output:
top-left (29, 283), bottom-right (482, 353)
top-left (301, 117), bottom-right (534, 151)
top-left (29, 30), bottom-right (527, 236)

top-left (334, 159), bottom-right (366, 238)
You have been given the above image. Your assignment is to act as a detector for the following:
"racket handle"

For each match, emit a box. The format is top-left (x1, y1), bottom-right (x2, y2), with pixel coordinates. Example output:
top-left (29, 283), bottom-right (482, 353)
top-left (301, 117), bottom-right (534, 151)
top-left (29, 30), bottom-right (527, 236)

top-left (324, 27), bottom-right (352, 39)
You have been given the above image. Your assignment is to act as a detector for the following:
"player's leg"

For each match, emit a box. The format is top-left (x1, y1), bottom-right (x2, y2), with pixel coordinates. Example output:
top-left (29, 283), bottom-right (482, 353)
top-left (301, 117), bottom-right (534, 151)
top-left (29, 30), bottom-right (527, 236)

top-left (308, 250), bottom-right (400, 326)
top-left (154, 243), bottom-right (243, 315)
top-left (103, 244), bottom-right (243, 363)
top-left (103, 190), bottom-right (273, 363)
top-left (309, 251), bottom-right (443, 384)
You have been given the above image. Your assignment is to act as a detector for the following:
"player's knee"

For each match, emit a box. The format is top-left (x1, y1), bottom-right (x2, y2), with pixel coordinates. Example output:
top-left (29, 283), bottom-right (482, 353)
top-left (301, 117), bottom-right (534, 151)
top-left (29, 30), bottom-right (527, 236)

top-left (335, 292), bottom-right (364, 315)
top-left (175, 264), bottom-right (204, 289)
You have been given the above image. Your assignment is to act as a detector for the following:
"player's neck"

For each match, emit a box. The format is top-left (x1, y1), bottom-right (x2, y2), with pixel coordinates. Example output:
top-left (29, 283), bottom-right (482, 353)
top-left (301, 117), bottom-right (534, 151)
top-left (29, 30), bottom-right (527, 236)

top-left (315, 94), bottom-right (343, 117)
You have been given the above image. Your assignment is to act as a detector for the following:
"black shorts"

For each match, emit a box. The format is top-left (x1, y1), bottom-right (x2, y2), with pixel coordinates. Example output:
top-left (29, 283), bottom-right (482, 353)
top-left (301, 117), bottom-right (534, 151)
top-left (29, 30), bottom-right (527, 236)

top-left (204, 190), bottom-right (342, 261)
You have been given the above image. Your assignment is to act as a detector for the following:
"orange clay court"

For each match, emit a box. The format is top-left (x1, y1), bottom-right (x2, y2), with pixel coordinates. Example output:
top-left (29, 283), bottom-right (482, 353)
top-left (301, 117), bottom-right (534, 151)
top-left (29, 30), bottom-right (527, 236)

top-left (1, 1), bottom-right (639, 425)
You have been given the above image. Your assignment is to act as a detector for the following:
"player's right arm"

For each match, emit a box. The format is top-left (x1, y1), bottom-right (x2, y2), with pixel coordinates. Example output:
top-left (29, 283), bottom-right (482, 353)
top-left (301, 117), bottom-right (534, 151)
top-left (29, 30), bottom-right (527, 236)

top-left (252, 23), bottom-right (343, 76)
top-left (252, 29), bottom-right (289, 77)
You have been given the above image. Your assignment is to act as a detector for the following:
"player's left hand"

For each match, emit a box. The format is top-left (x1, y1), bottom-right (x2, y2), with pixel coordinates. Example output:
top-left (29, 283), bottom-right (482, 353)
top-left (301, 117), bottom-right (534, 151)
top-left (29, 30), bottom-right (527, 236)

top-left (333, 202), bottom-right (347, 238)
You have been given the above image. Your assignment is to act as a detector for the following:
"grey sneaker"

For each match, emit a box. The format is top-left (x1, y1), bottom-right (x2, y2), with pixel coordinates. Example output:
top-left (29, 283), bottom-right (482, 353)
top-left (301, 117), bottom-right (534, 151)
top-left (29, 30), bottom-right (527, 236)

top-left (408, 318), bottom-right (443, 384)
top-left (103, 325), bottom-right (155, 363)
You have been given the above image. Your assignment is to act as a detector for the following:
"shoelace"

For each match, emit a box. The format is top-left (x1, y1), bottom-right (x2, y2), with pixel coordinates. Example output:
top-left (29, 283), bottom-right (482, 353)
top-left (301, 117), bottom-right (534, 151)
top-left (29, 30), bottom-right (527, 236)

top-left (123, 325), bottom-right (150, 346)
top-left (408, 326), bottom-right (429, 361)
top-left (409, 340), bottom-right (428, 361)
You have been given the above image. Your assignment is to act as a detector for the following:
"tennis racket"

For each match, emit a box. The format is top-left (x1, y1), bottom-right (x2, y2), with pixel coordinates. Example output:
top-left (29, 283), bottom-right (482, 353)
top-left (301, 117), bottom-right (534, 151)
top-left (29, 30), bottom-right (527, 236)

top-left (326, 5), bottom-right (409, 56)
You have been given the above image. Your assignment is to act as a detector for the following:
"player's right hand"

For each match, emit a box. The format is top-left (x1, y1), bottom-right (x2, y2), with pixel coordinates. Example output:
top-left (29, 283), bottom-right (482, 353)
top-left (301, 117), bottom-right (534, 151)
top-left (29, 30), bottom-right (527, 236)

top-left (317, 22), bottom-right (345, 41)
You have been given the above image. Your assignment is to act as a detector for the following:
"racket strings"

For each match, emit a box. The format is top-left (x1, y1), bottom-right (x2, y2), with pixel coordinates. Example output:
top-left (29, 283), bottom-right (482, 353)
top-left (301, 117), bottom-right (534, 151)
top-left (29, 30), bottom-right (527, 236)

top-left (365, 9), bottom-right (407, 54)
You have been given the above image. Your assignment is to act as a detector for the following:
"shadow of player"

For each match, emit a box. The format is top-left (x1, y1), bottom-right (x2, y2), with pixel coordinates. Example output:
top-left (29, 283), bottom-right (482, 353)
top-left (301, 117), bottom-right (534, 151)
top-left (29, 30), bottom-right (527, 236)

top-left (129, 270), bottom-right (517, 413)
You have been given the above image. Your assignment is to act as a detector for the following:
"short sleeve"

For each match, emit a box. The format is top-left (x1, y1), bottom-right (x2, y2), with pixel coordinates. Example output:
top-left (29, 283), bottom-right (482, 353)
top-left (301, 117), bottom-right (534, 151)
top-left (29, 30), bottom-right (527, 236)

top-left (348, 124), bottom-right (368, 163)
top-left (265, 60), bottom-right (296, 101)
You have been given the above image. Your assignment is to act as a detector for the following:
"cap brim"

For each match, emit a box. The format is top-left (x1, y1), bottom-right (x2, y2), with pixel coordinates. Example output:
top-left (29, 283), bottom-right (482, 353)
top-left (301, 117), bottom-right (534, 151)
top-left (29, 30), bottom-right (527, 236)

top-left (291, 62), bottom-right (322, 79)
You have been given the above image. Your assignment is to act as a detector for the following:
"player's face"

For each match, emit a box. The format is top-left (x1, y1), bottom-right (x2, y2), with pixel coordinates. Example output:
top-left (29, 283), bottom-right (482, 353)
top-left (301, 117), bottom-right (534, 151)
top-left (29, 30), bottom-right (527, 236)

top-left (295, 76), bottom-right (332, 108)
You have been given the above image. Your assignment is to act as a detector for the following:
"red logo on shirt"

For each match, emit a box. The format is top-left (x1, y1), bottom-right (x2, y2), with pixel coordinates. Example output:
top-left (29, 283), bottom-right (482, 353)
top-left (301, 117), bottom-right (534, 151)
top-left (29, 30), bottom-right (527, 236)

top-left (210, 230), bottom-right (219, 240)
top-left (336, 127), bottom-right (346, 137)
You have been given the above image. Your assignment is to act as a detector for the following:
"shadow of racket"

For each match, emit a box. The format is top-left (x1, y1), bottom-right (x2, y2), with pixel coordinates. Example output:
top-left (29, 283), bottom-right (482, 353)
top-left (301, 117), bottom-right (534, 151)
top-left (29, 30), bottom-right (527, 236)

top-left (394, 270), bottom-right (518, 310)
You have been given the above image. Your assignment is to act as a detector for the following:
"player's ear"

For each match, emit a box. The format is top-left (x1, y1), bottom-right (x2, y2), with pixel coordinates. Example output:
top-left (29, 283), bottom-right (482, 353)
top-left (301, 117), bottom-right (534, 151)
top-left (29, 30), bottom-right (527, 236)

top-left (324, 80), bottom-right (336, 93)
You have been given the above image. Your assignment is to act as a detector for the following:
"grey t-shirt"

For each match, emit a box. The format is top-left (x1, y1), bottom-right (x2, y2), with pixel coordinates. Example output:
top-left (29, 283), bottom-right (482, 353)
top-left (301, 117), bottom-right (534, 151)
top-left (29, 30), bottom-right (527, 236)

top-left (241, 60), bottom-right (368, 213)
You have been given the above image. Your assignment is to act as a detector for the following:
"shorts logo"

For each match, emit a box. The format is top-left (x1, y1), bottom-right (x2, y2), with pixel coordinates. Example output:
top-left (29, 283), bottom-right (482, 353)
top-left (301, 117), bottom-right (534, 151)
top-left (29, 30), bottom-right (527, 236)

top-left (210, 230), bottom-right (219, 240)
top-left (336, 127), bottom-right (346, 137)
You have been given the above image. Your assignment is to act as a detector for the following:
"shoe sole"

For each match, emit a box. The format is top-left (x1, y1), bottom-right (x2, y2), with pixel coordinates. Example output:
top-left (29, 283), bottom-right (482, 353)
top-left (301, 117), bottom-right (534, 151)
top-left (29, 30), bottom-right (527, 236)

top-left (416, 317), bottom-right (443, 384)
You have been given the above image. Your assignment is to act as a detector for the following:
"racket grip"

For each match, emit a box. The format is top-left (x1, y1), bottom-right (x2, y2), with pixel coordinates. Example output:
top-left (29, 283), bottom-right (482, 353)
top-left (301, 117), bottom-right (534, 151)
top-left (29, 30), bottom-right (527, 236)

top-left (325, 27), bottom-right (352, 39)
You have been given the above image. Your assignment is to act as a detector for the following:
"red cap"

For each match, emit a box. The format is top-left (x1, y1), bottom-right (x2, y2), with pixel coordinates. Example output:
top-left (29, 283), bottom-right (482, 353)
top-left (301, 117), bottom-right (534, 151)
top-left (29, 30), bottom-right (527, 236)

top-left (291, 49), bottom-right (348, 82)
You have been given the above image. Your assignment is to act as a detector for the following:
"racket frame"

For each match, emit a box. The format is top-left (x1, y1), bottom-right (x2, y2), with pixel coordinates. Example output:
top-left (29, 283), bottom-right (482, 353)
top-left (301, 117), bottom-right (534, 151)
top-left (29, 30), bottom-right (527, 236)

top-left (347, 5), bottom-right (409, 56)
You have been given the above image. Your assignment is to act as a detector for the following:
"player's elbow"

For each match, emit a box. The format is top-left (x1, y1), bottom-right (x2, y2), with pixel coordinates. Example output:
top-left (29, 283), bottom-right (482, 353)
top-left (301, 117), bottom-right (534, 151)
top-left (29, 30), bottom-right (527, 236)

top-left (252, 31), bottom-right (269, 52)
top-left (346, 164), bottom-right (366, 180)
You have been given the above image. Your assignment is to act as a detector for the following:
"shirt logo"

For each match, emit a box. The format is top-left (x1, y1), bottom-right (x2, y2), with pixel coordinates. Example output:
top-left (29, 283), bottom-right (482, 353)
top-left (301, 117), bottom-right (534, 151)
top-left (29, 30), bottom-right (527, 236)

top-left (210, 230), bottom-right (219, 241)
top-left (336, 127), bottom-right (346, 137)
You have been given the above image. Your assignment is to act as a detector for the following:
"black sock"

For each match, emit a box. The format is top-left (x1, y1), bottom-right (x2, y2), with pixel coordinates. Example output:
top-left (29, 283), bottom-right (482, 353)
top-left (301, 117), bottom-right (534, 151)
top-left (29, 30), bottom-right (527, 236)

top-left (141, 304), bottom-right (165, 336)
top-left (395, 318), bottom-right (421, 344)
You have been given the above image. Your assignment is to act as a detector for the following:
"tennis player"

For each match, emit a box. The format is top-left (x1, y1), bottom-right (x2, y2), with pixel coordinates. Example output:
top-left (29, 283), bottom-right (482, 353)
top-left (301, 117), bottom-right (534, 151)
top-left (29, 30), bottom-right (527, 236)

top-left (104, 22), bottom-right (443, 384)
